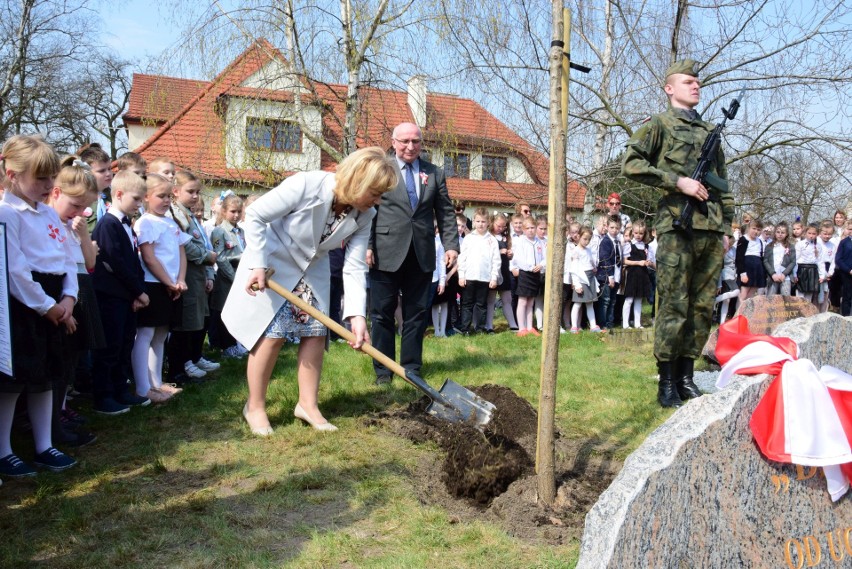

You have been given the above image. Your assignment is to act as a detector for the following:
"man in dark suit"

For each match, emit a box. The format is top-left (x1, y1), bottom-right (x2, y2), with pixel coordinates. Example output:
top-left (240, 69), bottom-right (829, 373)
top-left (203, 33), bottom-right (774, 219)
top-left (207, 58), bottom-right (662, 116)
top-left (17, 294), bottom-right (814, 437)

top-left (367, 122), bottom-right (459, 383)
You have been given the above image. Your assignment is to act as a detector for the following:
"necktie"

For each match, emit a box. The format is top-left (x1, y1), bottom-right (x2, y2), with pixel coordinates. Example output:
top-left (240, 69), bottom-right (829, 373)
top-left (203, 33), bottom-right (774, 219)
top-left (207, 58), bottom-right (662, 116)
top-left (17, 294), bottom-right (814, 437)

top-left (405, 164), bottom-right (418, 210)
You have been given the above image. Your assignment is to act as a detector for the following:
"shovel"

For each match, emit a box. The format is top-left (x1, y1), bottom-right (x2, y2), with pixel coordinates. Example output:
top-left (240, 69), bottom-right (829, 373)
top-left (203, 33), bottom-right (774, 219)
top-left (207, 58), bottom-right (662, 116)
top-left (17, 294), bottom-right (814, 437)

top-left (254, 274), bottom-right (495, 428)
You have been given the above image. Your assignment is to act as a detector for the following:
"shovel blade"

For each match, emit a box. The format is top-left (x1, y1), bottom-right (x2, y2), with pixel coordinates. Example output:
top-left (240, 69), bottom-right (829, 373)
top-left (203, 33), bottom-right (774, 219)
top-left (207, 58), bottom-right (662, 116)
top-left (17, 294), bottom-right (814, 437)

top-left (425, 379), bottom-right (496, 428)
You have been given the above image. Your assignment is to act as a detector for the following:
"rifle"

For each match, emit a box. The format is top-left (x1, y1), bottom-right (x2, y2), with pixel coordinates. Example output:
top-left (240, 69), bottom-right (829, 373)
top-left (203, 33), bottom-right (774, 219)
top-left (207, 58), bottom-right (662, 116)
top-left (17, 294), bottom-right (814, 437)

top-left (672, 89), bottom-right (745, 236)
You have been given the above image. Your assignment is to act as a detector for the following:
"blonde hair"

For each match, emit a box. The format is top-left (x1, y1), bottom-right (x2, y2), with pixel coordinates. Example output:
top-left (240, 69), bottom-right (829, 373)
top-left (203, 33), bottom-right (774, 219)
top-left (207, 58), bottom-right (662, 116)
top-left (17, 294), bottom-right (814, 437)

top-left (334, 147), bottom-right (397, 205)
top-left (0, 134), bottom-right (60, 190)
top-left (145, 172), bottom-right (173, 196)
top-left (632, 219), bottom-right (647, 242)
top-left (578, 226), bottom-right (593, 240)
top-left (148, 157), bottom-right (174, 171)
top-left (216, 194), bottom-right (243, 224)
top-left (111, 170), bottom-right (146, 198)
top-left (55, 155), bottom-right (97, 199)
top-left (174, 169), bottom-right (199, 188)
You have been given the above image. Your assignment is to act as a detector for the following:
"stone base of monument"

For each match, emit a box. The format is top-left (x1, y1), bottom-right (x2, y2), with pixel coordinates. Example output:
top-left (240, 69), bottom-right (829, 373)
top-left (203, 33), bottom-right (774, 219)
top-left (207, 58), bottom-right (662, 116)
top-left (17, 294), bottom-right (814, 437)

top-left (702, 295), bottom-right (818, 363)
top-left (577, 313), bottom-right (852, 569)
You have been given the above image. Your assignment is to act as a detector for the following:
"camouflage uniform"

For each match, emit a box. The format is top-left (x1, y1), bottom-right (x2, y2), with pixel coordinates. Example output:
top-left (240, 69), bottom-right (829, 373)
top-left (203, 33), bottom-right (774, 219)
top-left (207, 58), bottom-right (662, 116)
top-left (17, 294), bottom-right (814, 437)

top-left (622, 97), bottom-right (734, 362)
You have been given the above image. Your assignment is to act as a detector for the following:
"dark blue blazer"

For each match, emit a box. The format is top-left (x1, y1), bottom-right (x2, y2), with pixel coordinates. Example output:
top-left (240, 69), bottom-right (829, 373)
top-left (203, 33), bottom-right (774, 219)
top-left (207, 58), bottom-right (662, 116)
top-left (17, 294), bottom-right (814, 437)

top-left (92, 213), bottom-right (145, 301)
top-left (596, 235), bottom-right (621, 282)
top-left (835, 237), bottom-right (852, 275)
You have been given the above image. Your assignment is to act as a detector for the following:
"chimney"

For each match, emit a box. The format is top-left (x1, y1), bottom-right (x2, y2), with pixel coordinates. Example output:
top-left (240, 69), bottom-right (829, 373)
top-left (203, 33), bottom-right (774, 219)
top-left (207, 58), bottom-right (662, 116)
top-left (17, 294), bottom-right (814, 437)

top-left (407, 75), bottom-right (427, 128)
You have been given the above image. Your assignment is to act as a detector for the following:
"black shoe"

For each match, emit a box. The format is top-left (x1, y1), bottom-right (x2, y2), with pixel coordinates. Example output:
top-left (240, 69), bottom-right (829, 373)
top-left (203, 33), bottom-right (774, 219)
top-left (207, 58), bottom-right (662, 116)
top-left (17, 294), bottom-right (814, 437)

top-left (0, 454), bottom-right (37, 477)
top-left (93, 397), bottom-right (130, 416)
top-left (116, 393), bottom-right (151, 407)
top-left (675, 357), bottom-right (703, 400)
top-left (171, 373), bottom-right (205, 386)
top-left (33, 447), bottom-right (77, 472)
top-left (58, 427), bottom-right (97, 448)
top-left (374, 375), bottom-right (392, 386)
top-left (486, 329), bottom-right (496, 334)
top-left (657, 361), bottom-right (683, 408)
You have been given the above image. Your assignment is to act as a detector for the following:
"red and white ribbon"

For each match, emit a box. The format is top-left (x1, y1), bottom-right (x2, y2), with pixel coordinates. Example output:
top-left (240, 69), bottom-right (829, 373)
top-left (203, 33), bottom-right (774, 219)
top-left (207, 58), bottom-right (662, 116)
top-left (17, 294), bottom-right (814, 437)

top-left (715, 316), bottom-right (852, 502)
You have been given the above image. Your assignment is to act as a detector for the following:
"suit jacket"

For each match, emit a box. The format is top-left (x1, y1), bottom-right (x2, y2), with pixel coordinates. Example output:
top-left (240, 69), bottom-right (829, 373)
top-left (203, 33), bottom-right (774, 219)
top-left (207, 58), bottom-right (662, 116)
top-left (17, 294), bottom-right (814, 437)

top-left (221, 171), bottom-right (375, 350)
top-left (369, 157), bottom-right (458, 273)
top-left (596, 234), bottom-right (621, 283)
top-left (92, 213), bottom-right (145, 301)
top-left (835, 237), bottom-right (852, 275)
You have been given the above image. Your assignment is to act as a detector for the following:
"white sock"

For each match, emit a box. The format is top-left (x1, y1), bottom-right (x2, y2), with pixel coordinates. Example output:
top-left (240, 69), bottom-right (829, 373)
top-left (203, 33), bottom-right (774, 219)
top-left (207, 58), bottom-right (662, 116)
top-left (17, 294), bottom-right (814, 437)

top-left (633, 299), bottom-right (643, 327)
top-left (585, 303), bottom-right (597, 328)
top-left (623, 297), bottom-right (633, 328)
top-left (28, 390), bottom-right (53, 454)
top-left (149, 326), bottom-right (169, 388)
top-left (0, 392), bottom-right (20, 457)
top-left (571, 303), bottom-right (581, 329)
top-left (486, 290), bottom-right (496, 330)
top-left (501, 291), bottom-right (517, 328)
top-left (133, 326), bottom-right (155, 395)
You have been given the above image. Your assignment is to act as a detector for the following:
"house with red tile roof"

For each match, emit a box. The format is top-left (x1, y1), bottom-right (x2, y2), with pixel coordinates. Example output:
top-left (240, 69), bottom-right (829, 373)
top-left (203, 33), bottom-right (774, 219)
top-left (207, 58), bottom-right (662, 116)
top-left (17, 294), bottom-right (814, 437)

top-left (123, 39), bottom-right (586, 213)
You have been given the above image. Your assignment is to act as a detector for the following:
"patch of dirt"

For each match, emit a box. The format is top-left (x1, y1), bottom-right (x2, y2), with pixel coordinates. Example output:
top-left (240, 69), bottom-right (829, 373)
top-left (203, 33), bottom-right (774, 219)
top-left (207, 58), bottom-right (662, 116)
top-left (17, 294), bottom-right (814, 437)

top-left (365, 384), bottom-right (623, 545)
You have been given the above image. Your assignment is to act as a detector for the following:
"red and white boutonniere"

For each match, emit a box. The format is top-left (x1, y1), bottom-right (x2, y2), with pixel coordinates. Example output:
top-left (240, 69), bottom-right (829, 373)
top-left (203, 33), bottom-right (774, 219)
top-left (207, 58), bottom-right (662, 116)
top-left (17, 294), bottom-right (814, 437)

top-left (225, 242), bottom-right (235, 250)
top-left (419, 172), bottom-right (429, 186)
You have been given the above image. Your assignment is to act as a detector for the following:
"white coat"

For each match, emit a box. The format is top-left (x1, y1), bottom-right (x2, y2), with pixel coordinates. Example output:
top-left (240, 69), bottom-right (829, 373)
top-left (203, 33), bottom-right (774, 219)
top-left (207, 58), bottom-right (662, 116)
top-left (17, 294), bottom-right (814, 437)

top-left (221, 172), bottom-right (374, 350)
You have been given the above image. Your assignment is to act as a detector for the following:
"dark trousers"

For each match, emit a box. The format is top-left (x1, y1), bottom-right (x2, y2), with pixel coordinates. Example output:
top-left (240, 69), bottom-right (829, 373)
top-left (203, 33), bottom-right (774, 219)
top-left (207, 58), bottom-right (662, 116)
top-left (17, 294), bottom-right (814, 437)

top-left (829, 272), bottom-right (843, 308)
top-left (840, 271), bottom-right (852, 316)
top-left (458, 280), bottom-right (489, 332)
top-left (596, 281), bottom-right (618, 329)
top-left (92, 293), bottom-right (135, 402)
top-left (329, 275), bottom-right (344, 341)
top-left (370, 249), bottom-right (432, 377)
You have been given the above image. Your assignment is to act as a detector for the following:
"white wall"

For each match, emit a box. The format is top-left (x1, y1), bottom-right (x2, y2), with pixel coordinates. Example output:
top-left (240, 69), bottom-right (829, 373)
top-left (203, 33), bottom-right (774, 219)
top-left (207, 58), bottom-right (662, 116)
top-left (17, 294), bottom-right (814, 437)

top-left (223, 97), bottom-right (322, 172)
top-left (433, 148), bottom-right (532, 184)
top-left (128, 124), bottom-right (160, 151)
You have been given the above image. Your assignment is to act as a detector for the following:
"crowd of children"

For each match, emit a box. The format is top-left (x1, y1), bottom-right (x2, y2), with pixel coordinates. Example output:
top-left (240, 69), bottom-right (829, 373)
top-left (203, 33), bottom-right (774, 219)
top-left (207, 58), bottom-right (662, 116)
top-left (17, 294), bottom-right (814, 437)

top-left (436, 193), bottom-right (661, 338)
top-left (436, 198), bottom-right (852, 338)
top-left (719, 211), bottom-right (852, 320)
top-left (0, 135), bottom-right (250, 479)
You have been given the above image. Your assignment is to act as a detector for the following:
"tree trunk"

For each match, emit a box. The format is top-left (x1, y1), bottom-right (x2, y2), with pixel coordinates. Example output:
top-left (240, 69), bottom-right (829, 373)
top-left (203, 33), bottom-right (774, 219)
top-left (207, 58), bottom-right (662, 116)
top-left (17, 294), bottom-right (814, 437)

top-left (536, 2), bottom-right (569, 507)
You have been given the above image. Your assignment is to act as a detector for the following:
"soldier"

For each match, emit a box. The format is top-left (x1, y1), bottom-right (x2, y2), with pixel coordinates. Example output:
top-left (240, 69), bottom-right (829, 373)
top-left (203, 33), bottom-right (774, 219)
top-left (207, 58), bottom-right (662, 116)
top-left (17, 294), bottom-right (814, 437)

top-left (621, 59), bottom-right (735, 408)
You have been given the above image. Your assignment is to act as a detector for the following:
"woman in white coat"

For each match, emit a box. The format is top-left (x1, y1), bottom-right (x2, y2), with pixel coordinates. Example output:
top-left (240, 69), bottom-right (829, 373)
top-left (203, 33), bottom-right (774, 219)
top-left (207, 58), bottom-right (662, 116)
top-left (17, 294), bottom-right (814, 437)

top-left (222, 147), bottom-right (397, 435)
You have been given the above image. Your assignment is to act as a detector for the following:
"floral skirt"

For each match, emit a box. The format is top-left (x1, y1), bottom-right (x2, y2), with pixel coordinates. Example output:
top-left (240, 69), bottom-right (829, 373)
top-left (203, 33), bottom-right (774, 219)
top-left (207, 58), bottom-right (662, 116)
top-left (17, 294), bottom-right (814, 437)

top-left (263, 280), bottom-right (326, 340)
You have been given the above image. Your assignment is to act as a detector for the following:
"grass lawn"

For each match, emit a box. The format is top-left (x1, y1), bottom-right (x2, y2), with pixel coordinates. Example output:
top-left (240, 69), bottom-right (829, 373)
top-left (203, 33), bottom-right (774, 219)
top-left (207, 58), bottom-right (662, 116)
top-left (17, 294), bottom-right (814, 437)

top-left (0, 323), bottom-right (673, 568)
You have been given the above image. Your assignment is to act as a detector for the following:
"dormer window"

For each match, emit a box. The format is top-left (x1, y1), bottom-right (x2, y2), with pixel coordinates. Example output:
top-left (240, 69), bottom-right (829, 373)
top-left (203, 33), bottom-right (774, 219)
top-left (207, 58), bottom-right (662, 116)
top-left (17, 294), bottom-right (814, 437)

top-left (246, 118), bottom-right (302, 153)
top-left (445, 152), bottom-right (470, 179)
top-left (482, 155), bottom-right (507, 182)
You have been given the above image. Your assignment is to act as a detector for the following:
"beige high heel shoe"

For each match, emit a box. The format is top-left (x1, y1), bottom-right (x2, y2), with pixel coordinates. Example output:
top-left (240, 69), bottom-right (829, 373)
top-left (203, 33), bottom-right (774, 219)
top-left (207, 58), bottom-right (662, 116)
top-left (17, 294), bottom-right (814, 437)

top-left (294, 404), bottom-right (338, 432)
top-left (243, 403), bottom-right (274, 436)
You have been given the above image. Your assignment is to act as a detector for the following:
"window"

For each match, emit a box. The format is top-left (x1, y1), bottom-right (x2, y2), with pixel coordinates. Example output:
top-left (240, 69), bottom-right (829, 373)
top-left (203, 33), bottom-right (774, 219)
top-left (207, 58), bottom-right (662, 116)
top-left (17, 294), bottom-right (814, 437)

top-left (246, 118), bottom-right (302, 153)
top-left (482, 155), bottom-right (507, 182)
top-left (444, 152), bottom-right (470, 179)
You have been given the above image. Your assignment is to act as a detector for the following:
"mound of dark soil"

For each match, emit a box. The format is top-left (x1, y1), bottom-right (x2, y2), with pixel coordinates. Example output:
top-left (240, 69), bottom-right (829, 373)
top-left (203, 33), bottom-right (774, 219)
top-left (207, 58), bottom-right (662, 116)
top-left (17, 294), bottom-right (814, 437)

top-left (367, 384), bottom-right (624, 545)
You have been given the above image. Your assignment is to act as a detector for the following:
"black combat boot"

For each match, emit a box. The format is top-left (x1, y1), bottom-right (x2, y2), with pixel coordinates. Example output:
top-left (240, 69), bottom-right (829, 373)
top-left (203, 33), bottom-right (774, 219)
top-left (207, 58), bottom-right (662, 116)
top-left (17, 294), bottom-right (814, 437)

top-left (675, 357), bottom-right (703, 400)
top-left (657, 361), bottom-right (683, 408)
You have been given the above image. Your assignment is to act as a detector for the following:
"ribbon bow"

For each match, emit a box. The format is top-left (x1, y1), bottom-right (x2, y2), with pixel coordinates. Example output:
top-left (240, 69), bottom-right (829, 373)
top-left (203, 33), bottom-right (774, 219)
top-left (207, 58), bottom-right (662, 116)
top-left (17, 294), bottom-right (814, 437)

top-left (715, 316), bottom-right (852, 501)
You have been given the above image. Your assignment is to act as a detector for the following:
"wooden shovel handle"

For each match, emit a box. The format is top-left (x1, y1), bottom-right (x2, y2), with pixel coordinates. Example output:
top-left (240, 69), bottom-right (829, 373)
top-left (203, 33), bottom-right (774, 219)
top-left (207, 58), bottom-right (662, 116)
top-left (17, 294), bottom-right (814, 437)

top-left (258, 277), bottom-right (409, 380)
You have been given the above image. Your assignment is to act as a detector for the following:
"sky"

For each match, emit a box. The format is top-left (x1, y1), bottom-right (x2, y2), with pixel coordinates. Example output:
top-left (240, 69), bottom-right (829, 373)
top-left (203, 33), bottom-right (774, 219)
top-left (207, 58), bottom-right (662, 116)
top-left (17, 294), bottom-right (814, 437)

top-left (102, 3), bottom-right (181, 66)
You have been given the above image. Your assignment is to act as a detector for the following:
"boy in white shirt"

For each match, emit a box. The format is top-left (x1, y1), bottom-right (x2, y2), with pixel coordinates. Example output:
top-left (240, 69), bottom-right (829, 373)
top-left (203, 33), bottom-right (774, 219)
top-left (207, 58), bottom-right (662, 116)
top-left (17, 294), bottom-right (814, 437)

top-left (456, 208), bottom-right (501, 334)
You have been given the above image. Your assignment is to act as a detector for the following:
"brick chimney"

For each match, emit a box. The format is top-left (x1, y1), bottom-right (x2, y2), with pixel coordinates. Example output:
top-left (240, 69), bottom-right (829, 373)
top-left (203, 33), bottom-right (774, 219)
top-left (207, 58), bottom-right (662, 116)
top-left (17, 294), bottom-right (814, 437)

top-left (407, 75), bottom-right (427, 128)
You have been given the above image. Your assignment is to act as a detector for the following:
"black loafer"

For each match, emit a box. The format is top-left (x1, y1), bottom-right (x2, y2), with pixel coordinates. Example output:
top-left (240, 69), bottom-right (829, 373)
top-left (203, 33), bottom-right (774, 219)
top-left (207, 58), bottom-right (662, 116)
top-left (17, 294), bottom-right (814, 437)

top-left (374, 375), bottom-right (392, 386)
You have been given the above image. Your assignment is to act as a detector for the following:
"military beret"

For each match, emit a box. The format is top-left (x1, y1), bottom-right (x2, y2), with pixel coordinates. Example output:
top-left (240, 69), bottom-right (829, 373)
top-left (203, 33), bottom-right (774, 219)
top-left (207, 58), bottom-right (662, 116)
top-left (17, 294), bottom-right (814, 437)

top-left (665, 59), bottom-right (699, 79)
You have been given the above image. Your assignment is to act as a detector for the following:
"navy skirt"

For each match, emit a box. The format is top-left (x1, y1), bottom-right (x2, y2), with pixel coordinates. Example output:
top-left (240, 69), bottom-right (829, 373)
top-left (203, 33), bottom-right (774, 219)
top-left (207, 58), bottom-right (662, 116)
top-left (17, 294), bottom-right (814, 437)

top-left (4, 273), bottom-right (71, 393)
